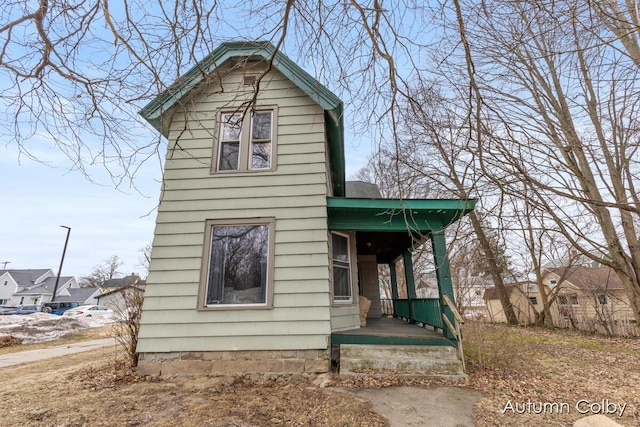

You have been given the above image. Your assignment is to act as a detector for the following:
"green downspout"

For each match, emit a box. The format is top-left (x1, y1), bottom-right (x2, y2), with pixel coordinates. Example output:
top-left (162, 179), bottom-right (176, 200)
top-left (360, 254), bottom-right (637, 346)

top-left (432, 230), bottom-right (457, 340)
top-left (403, 250), bottom-right (417, 324)
top-left (389, 262), bottom-right (399, 317)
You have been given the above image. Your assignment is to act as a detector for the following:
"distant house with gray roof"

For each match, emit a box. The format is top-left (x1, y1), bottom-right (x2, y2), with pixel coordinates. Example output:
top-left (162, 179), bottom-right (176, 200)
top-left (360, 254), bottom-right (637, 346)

top-left (55, 286), bottom-right (102, 305)
top-left (0, 269), bottom-right (79, 305)
top-left (101, 274), bottom-right (143, 292)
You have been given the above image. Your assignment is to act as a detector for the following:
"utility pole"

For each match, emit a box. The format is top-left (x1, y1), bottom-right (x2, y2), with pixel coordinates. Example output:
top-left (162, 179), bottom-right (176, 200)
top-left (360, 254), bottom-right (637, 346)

top-left (0, 261), bottom-right (9, 270)
top-left (52, 226), bottom-right (71, 302)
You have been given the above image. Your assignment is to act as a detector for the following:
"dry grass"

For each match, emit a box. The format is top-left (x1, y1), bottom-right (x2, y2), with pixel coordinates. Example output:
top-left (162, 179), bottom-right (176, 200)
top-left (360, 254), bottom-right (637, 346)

top-left (464, 321), bottom-right (640, 426)
top-left (0, 325), bottom-right (112, 355)
top-left (0, 344), bottom-right (387, 427)
top-left (0, 322), bottom-right (639, 426)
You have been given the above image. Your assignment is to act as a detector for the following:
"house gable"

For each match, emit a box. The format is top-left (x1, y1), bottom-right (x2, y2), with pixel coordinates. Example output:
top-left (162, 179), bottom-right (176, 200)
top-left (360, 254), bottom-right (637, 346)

top-left (140, 41), bottom-right (345, 197)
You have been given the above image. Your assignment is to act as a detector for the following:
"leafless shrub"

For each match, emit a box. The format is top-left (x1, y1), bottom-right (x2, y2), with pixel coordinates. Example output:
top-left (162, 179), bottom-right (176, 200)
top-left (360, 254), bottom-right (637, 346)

top-left (110, 286), bottom-right (144, 368)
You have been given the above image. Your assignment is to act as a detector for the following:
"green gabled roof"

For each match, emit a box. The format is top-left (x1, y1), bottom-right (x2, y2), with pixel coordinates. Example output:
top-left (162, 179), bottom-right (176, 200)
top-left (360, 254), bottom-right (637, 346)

top-left (139, 41), bottom-right (346, 196)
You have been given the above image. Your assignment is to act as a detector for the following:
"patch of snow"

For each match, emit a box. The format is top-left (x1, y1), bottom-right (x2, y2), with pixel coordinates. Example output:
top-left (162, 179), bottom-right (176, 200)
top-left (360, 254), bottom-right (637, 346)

top-left (0, 313), bottom-right (115, 344)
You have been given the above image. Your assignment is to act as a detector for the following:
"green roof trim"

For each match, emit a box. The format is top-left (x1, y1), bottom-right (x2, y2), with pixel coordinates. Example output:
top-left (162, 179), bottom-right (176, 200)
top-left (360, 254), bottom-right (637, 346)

top-left (139, 41), bottom-right (346, 196)
top-left (327, 197), bottom-right (477, 232)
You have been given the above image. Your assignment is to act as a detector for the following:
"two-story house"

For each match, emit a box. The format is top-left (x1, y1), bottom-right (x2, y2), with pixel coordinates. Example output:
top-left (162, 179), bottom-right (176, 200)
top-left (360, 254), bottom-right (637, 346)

top-left (136, 41), bottom-right (475, 377)
top-left (0, 269), bottom-right (79, 305)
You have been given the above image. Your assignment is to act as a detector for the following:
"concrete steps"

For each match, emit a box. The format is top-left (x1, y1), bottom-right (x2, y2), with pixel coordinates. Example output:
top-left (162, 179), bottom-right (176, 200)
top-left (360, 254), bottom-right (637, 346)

top-left (339, 344), bottom-right (464, 377)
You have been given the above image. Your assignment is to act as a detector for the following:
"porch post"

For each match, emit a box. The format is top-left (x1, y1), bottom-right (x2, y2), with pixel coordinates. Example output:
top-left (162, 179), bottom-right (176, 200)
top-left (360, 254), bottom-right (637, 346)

top-left (402, 250), bottom-right (417, 324)
top-left (389, 262), bottom-right (399, 317)
top-left (431, 230), bottom-right (456, 340)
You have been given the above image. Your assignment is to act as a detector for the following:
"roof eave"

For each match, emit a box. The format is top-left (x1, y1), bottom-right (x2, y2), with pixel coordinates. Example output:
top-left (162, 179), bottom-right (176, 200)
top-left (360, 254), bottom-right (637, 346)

top-left (139, 41), bottom-right (342, 136)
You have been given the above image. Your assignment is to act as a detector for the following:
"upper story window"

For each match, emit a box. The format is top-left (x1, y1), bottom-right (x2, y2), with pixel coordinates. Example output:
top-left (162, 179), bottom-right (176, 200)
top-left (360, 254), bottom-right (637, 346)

top-left (215, 107), bottom-right (278, 172)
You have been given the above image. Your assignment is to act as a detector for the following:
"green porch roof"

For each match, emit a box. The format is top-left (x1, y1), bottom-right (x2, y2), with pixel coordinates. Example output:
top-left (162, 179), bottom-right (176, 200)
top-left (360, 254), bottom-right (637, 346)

top-left (328, 197), bottom-right (476, 263)
top-left (139, 41), bottom-right (346, 196)
top-left (327, 197), bottom-right (477, 232)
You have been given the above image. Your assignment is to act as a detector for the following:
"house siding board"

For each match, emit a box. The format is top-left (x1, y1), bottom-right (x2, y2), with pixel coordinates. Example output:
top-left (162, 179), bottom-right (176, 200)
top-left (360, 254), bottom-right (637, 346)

top-left (162, 162), bottom-right (327, 180)
top-left (330, 306), bottom-right (361, 331)
top-left (161, 172), bottom-right (326, 190)
top-left (138, 66), bottom-right (331, 354)
top-left (159, 183), bottom-right (327, 201)
top-left (154, 206), bottom-right (326, 223)
top-left (137, 335), bottom-right (328, 353)
top-left (139, 320), bottom-right (330, 338)
top-left (140, 306), bottom-right (330, 324)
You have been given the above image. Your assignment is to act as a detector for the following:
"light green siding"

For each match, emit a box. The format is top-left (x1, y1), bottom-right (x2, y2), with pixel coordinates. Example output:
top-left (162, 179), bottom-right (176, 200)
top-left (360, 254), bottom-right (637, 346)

top-left (137, 67), bottom-right (333, 353)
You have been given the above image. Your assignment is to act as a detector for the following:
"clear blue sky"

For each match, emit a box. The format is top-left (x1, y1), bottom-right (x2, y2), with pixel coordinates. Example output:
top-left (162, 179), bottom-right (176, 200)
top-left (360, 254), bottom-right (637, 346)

top-left (0, 116), bottom-right (369, 279)
top-left (0, 140), bottom-right (161, 278)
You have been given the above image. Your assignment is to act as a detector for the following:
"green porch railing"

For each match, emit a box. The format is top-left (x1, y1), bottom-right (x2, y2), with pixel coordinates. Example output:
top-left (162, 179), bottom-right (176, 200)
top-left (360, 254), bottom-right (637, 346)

top-left (395, 299), bottom-right (410, 319)
top-left (412, 298), bottom-right (443, 329)
top-left (392, 298), bottom-right (443, 330)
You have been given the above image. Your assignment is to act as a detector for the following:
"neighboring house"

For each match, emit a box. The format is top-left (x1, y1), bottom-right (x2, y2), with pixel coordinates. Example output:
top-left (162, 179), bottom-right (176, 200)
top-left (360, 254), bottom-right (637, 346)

top-left (55, 287), bottom-right (102, 305)
top-left (455, 275), bottom-right (493, 318)
top-left (0, 269), bottom-right (52, 305)
top-left (0, 269), bottom-right (79, 305)
top-left (542, 249), bottom-right (609, 269)
top-left (96, 280), bottom-right (145, 313)
top-left (136, 41), bottom-right (475, 376)
top-left (484, 283), bottom-right (537, 325)
top-left (101, 274), bottom-right (143, 294)
top-left (543, 267), bottom-right (634, 332)
top-left (517, 281), bottom-right (551, 315)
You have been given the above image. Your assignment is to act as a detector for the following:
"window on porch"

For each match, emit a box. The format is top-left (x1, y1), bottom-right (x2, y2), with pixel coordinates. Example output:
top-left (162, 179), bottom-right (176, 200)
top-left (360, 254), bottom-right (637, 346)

top-left (331, 232), bottom-right (352, 303)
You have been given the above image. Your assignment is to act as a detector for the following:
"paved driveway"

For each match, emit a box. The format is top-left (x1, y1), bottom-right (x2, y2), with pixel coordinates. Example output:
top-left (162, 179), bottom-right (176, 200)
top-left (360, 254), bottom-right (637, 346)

top-left (0, 338), bottom-right (115, 369)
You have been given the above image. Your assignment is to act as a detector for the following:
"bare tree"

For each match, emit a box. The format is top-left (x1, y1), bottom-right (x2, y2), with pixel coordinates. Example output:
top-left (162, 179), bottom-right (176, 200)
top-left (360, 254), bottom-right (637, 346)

top-left (137, 244), bottom-right (152, 278)
top-left (444, 0), bottom-right (640, 324)
top-left (0, 1), bottom-right (442, 187)
top-left (6, 0), bottom-right (640, 325)
top-left (80, 255), bottom-right (123, 287)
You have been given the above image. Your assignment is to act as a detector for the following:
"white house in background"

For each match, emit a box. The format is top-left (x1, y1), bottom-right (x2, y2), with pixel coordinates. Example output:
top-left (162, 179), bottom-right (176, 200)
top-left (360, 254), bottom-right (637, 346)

top-left (96, 280), bottom-right (146, 313)
top-left (55, 287), bottom-right (103, 305)
top-left (0, 269), bottom-right (79, 305)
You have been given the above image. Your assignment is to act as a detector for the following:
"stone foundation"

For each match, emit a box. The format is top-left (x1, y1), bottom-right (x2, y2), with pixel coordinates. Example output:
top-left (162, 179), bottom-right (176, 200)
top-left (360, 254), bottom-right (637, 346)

top-left (138, 349), bottom-right (330, 378)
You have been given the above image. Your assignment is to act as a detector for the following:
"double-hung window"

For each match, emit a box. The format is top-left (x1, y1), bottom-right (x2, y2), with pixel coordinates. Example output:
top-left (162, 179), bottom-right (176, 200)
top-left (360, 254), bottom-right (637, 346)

top-left (332, 232), bottom-right (353, 304)
top-left (216, 107), bottom-right (277, 172)
top-left (201, 219), bottom-right (274, 308)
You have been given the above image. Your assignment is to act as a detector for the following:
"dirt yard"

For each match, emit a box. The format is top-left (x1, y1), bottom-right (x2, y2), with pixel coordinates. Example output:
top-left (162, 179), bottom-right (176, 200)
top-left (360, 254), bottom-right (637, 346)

top-left (0, 321), bottom-right (638, 426)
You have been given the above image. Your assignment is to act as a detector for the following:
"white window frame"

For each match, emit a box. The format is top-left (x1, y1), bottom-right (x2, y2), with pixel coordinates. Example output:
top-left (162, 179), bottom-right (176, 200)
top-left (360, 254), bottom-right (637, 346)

top-left (331, 232), bottom-right (353, 304)
top-left (199, 218), bottom-right (275, 310)
top-left (213, 106), bottom-right (278, 173)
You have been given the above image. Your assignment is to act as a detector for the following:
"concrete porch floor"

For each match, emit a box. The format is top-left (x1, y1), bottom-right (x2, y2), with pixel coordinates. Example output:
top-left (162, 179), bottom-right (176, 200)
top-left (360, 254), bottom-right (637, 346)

top-left (331, 317), bottom-right (456, 347)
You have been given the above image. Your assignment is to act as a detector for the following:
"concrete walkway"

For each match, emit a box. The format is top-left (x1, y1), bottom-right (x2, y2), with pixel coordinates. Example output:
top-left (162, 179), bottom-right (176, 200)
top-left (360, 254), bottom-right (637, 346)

top-left (0, 338), bottom-right (115, 369)
top-left (344, 386), bottom-right (482, 427)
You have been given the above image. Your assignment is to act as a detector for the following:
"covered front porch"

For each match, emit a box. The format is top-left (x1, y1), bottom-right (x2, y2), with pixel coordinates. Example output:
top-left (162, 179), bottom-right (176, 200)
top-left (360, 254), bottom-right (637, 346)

top-left (327, 196), bottom-right (475, 373)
